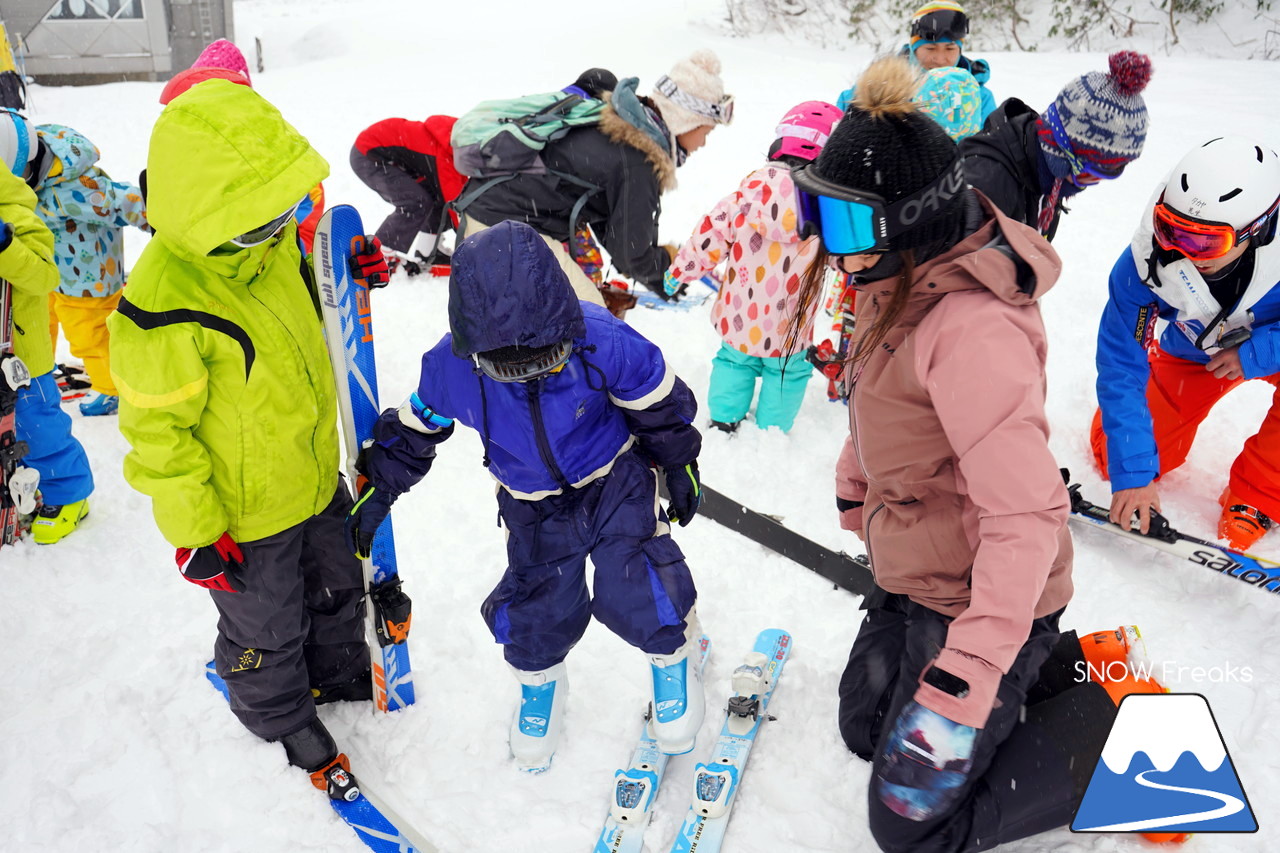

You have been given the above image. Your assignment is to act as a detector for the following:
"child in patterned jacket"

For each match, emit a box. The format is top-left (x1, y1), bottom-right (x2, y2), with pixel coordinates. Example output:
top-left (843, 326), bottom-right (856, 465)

top-left (31, 123), bottom-right (148, 416)
top-left (666, 100), bottom-right (840, 432)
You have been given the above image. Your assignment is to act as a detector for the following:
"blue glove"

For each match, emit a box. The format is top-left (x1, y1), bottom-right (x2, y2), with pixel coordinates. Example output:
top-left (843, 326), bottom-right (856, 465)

top-left (0, 220), bottom-right (12, 253)
top-left (664, 460), bottom-right (701, 527)
top-left (875, 700), bottom-right (978, 822)
top-left (345, 481), bottom-right (397, 559)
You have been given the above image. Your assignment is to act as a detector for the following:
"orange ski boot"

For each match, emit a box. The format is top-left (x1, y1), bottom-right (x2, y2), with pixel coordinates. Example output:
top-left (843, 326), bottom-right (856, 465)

top-left (1218, 488), bottom-right (1273, 552)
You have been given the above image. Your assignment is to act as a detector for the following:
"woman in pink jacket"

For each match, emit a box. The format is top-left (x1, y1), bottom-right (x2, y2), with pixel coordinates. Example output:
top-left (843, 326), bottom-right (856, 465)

top-left (792, 58), bottom-right (1161, 851)
top-left (666, 101), bottom-right (841, 432)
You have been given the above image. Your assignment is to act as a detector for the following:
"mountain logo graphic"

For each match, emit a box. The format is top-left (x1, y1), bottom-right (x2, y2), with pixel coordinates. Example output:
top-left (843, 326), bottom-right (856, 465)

top-left (1072, 693), bottom-right (1257, 835)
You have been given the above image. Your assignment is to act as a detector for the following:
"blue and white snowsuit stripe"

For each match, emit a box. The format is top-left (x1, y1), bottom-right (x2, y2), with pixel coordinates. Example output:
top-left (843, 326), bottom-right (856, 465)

top-left (366, 222), bottom-right (701, 671)
top-left (1096, 213), bottom-right (1280, 491)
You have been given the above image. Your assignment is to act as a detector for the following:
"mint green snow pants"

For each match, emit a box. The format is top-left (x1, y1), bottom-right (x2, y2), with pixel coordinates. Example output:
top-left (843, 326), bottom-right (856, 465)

top-left (707, 343), bottom-right (812, 432)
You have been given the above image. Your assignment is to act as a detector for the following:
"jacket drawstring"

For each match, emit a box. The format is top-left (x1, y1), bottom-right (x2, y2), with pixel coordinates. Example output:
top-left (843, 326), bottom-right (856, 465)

top-left (474, 367), bottom-right (493, 469)
top-left (575, 343), bottom-right (607, 392)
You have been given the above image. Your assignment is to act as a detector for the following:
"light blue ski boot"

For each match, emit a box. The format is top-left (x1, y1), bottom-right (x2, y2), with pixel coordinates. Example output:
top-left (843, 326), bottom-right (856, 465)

top-left (509, 662), bottom-right (567, 773)
top-left (79, 393), bottom-right (119, 416)
top-left (648, 616), bottom-right (706, 755)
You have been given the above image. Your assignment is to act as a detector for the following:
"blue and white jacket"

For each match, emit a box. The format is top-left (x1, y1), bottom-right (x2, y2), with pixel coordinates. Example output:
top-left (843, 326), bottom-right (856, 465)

top-left (366, 221), bottom-right (700, 500)
top-left (1096, 193), bottom-right (1280, 490)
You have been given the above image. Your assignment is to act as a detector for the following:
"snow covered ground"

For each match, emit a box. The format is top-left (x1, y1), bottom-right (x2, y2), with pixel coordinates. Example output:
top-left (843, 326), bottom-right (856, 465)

top-left (4, 0), bottom-right (1280, 850)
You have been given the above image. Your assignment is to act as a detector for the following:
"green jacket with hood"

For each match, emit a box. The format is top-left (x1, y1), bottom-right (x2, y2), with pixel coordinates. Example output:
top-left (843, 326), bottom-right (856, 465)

top-left (107, 80), bottom-right (334, 548)
top-left (0, 168), bottom-right (59, 376)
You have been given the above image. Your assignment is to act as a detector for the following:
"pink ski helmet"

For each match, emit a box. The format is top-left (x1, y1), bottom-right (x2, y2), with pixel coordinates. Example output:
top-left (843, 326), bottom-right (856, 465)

top-left (773, 100), bottom-right (843, 162)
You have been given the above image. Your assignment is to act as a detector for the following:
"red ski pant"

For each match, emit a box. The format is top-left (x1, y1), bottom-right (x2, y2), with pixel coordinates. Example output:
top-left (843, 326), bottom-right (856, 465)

top-left (1091, 347), bottom-right (1280, 520)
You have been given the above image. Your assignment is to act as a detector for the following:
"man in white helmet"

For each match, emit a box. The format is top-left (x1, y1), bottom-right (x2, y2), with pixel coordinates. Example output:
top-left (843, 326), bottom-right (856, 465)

top-left (1091, 135), bottom-right (1280, 552)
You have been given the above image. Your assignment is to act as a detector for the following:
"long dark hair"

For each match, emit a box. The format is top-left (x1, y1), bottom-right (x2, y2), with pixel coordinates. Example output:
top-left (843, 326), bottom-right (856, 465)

top-left (780, 243), bottom-right (831, 358)
top-left (784, 251), bottom-right (917, 372)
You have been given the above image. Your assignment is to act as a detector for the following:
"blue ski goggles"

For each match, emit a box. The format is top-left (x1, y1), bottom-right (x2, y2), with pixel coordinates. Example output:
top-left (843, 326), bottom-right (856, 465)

top-left (793, 158), bottom-right (966, 255)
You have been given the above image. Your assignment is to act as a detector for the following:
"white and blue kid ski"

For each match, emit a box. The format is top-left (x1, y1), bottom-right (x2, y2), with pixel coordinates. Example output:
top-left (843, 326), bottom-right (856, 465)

top-left (667, 628), bottom-right (792, 853)
top-left (594, 634), bottom-right (712, 853)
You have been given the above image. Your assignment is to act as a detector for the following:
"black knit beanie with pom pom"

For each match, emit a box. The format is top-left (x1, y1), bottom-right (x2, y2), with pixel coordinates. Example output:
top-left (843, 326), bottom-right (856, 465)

top-left (812, 57), bottom-right (967, 254)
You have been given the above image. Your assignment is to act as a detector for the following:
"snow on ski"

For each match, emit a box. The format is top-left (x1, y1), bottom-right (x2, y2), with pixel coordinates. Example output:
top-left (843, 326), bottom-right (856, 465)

top-left (313, 205), bottom-right (416, 712)
top-left (667, 628), bottom-right (793, 853)
top-left (594, 634), bottom-right (712, 853)
top-left (1065, 475), bottom-right (1280, 597)
top-left (205, 664), bottom-right (438, 852)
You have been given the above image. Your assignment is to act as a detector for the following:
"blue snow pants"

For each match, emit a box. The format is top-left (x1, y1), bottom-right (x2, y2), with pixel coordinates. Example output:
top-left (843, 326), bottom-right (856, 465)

top-left (15, 371), bottom-right (93, 505)
top-left (707, 343), bottom-right (812, 432)
top-left (481, 449), bottom-right (697, 672)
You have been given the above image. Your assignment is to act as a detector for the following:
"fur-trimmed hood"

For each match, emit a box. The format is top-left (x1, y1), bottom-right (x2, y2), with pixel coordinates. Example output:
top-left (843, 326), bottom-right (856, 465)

top-left (599, 78), bottom-right (677, 193)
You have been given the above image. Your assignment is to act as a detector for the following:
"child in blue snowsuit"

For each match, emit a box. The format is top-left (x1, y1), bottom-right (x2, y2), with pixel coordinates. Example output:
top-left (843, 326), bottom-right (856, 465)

top-left (346, 220), bottom-right (706, 772)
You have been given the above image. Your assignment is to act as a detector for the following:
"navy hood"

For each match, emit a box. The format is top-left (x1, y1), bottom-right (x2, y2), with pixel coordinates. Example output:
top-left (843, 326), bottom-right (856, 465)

top-left (448, 220), bottom-right (587, 357)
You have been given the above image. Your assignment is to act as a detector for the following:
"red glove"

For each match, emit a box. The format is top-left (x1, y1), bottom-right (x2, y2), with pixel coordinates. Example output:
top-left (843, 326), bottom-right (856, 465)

top-left (176, 533), bottom-right (246, 593)
top-left (350, 235), bottom-right (390, 289)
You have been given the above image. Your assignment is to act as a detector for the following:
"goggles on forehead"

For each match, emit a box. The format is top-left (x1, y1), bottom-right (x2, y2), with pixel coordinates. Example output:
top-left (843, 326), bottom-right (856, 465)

top-left (792, 158), bottom-right (967, 256)
top-left (473, 340), bottom-right (573, 383)
top-left (1043, 104), bottom-right (1125, 185)
top-left (654, 75), bottom-right (734, 126)
top-left (910, 8), bottom-right (969, 43)
top-left (230, 199), bottom-right (302, 248)
top-left (774, 122), bottom-right (833, 149)
top-left (1152, 193), bottom-right (1280, 262)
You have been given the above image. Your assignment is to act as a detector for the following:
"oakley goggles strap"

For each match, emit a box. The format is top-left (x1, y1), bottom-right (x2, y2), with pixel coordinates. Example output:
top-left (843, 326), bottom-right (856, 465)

top-left (654, 75), bottom-right (734, 125)
top-left (794, 158), bottom-right (967, 255)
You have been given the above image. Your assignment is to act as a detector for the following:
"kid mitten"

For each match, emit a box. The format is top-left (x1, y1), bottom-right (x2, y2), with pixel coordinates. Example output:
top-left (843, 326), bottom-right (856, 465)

top-left (176, 533), bottom-right (246, 593)
top-left (665, 460), bottom-right (702, 527)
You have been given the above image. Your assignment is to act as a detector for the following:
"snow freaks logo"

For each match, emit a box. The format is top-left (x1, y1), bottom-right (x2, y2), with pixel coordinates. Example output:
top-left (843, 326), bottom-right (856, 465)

top-left (1071, 694), bottom-right (1257, 836)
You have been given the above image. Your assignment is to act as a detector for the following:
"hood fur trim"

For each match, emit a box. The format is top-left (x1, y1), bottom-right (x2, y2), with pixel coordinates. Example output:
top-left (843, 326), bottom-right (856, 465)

top-left (598, 105), bottom-right (677, 193)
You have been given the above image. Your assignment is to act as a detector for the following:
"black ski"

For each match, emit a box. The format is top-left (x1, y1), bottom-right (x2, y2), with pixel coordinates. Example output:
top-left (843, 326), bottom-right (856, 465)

top-left (662, 479), bottom-right (872, 596)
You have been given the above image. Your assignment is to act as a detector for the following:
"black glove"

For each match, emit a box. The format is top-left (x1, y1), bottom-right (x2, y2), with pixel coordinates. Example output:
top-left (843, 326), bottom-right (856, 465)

top-left (665, 460), bottom-right (701, 527)
top-left (345, 481), bottom-right (397, 559)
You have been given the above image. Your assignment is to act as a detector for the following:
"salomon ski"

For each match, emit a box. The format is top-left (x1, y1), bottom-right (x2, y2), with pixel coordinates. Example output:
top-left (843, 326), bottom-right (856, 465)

top-left (595, 635), bottom-right (712, 853)
top-left (205, 664), bottom-right (437, 852)
top-left (313, 206), bottom-right (415, 711)
top-left (1066, 476), bottom-right (1280, 597)
top-left (667, 628), bottom-right (793, 853)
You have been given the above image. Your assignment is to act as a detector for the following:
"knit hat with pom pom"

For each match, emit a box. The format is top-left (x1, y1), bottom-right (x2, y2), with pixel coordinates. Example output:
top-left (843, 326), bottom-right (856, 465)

top-left (812, 56), bottom-right (966, 253)
top-left (1039, 51), bottom-right (1153, 178)
top-left (650, 50), bottom-right (730, 136)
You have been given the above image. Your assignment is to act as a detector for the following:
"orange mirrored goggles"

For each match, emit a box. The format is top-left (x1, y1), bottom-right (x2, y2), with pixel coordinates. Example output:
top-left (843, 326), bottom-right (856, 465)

top-left (1152, 195), bottom-right (1279, 261)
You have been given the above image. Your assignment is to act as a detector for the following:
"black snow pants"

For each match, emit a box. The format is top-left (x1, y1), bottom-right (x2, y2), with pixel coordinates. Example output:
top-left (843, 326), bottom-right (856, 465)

top-left (210, 481), bottom-right (368, 740)
top-left (349, 145), bottom-right (446, 253)
top-left (838, 585), bottom-right (1115, 853)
